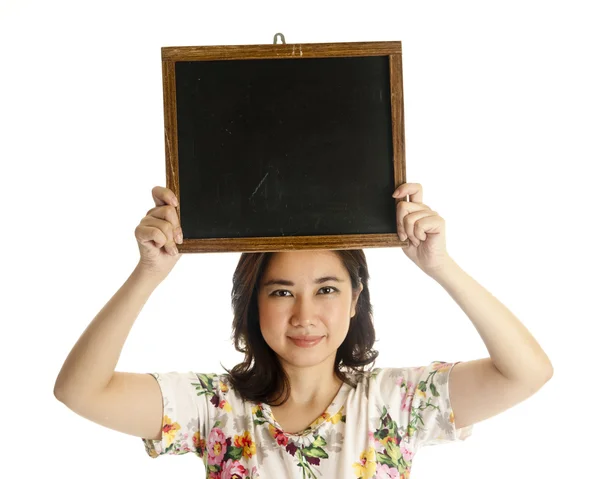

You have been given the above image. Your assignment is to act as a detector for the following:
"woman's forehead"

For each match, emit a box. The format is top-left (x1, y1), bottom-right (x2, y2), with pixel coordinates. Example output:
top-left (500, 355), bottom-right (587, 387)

top-left (264, 250), bottom-right (346, 275)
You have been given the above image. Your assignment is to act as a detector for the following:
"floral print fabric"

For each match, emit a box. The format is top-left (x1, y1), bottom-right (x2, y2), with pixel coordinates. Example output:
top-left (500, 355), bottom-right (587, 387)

top-left (142, 361), bottom-right (473, 478)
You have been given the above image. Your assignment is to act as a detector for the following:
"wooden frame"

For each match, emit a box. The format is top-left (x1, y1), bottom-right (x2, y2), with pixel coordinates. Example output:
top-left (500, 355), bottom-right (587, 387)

top-left (161, 40), bottom-right (407, 253)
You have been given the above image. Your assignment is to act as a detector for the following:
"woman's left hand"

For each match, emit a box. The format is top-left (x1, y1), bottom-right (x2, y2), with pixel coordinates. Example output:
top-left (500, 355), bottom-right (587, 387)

top-left (392, 183), bottom-right (454, 277)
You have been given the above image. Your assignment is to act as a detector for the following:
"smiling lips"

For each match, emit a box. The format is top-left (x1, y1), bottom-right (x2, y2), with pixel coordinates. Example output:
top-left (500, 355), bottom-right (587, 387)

top-left (288, 336), bottom-right (324, 348)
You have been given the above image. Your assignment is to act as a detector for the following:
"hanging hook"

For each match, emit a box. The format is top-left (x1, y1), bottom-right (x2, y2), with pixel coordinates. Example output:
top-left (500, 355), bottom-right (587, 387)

top-left (273, 33), bottom-right (286, 44)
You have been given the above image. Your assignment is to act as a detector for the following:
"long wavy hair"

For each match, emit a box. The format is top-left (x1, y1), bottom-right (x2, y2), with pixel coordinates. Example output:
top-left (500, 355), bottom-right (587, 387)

top-left (220, 249), bottom-right (379, 407)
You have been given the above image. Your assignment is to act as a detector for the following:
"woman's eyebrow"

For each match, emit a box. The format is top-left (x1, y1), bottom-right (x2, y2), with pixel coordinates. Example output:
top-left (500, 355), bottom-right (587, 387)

top-left (262, 276), bottom-right (344, 287)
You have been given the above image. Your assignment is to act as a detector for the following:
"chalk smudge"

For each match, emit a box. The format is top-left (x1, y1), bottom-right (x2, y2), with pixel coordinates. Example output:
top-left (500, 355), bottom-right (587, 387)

top-left (249, 172), bottom-right (269, 200)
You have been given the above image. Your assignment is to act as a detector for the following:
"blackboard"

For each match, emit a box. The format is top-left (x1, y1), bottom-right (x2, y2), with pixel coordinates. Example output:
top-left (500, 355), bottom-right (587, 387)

top-left (161, 40), bottom-right (407, 253)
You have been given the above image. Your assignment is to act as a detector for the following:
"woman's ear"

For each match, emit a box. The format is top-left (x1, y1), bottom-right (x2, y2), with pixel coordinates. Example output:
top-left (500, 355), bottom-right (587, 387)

top-left (351, 282), bottom-right (364, 317)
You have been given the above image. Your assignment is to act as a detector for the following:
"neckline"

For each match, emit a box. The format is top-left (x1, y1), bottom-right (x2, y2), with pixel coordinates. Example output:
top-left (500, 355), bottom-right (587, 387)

top-left (260, 380), bottom-right (352, 437)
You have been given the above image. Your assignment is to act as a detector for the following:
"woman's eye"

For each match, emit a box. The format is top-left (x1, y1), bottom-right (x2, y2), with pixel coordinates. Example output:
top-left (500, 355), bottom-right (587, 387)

top-left (272, 290), bottom-right (291, 297)
top-left (320, 286), bottom-right (338, 294)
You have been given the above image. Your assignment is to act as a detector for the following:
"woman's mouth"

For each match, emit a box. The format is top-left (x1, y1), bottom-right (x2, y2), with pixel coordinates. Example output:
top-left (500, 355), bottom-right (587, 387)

top-left (288, 336), bottom-right (324, 348)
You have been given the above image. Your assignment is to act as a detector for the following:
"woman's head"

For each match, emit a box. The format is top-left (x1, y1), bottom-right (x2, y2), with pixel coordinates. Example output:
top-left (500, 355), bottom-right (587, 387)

top-left (222, 249), bottom-right (379, 406)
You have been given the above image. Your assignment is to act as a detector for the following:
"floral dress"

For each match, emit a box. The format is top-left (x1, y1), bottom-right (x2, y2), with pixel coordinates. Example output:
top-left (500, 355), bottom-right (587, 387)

top-left (142, 361), bottom-right (473, 478)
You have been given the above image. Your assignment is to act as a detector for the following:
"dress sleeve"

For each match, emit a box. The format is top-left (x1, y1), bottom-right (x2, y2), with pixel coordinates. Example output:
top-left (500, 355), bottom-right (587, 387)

top-left (141, 371), bottom-right (220, 458)
top-left (376, 361), bottom-right (473, 451)
top-left (407, 361), bottom-right (473, 449)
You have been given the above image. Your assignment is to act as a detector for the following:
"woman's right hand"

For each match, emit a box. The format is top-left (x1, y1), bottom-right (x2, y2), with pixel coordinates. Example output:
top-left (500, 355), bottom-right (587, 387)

top-left (134, 186), bottom-right (183, 279)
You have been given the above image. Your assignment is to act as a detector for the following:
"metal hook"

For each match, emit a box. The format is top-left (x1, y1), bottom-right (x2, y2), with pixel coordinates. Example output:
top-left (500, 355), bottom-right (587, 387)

top-left (273, 33), bottom-right (286, 44)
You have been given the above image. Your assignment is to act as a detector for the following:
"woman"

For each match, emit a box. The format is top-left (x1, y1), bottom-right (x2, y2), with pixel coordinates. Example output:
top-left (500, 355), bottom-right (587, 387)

top-left (53, 183), bottom-right (553, 478)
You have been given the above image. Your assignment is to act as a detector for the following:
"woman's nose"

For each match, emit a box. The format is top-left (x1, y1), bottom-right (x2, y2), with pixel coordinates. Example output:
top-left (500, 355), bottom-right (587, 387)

top-left (292, 298), bottom-right (317, 324)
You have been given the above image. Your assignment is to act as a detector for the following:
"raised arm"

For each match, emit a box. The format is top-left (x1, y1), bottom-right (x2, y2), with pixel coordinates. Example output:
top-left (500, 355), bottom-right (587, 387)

top-left (54, 186), bottom-right (183, 440)
top-left (54, 266), bottom-right (166, 439)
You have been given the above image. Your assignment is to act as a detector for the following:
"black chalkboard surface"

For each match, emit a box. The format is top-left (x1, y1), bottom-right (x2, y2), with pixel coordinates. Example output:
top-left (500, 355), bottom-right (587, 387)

top-left (161, 40), bottom-right (407, 253)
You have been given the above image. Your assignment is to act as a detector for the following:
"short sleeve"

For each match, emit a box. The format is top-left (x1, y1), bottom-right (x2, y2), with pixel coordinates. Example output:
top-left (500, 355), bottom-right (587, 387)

top-left (408, 361), bottom-right (473, 449)
top-left (142, 371), bottom-right (219, 458)
top-left (375, 361), bottom-right (473, 451)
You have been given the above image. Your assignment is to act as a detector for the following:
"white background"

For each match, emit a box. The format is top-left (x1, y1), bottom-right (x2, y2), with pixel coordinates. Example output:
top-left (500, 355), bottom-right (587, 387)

top-left (2, 0), bottom-right (597, 477)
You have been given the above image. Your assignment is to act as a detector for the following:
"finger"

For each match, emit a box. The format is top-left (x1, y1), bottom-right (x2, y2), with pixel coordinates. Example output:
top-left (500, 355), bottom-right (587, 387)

top-left (414, 214), bottom-right (444, 239)
top-left (403, 210), bottom-right (439, 247)
top-left (411, 214), bottom-right (444, 247)
top-left (152, 186), bottom-right (179, 208)
top-left (392, 182), bottom-right (423, 203)
top-left (135, 223), bottom-right (168, 250)
top-left (396, 201), bottom-right (431, 241)
top-left (146, 204), bottom-right (182, 243)
top-left (140, 216), bottom-right (177, 251)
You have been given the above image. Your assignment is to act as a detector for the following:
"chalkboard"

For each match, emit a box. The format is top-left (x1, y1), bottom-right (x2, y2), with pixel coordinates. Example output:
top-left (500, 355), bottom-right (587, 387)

top-left (161, 40), bottom-right (407, 253)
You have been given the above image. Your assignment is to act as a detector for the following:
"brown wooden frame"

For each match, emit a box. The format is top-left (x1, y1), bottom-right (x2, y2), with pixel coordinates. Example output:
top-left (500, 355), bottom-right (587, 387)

top-left (161, 40), bottom-right (407, 253)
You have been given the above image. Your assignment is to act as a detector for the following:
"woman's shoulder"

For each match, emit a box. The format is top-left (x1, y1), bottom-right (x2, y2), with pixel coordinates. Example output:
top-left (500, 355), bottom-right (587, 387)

top-left (346, 362), bottom-right (451, 390)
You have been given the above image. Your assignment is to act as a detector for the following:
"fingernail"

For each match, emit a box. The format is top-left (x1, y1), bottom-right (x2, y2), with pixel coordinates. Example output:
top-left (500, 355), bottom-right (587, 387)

top-left (172, 197), bottom-right (179, 206)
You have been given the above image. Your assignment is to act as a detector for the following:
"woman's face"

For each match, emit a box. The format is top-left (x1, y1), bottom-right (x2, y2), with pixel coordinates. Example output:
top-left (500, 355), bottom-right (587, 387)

top-left (257, 250), bottom-right (362, 370)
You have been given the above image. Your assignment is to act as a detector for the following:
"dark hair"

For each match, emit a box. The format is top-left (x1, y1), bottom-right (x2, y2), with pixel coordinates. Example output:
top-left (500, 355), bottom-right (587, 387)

top-left (220, 249), bottom-right (379, 406)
